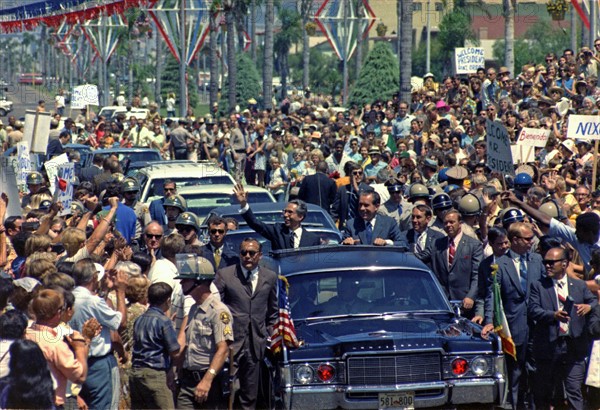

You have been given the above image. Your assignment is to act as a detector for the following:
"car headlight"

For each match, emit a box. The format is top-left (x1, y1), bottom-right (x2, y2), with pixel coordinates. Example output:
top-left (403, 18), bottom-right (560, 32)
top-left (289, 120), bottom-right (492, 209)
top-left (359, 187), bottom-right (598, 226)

top-left (470, 356), bottom-right (489, 376)
top-left (295, 364), bottom-right (314, 384)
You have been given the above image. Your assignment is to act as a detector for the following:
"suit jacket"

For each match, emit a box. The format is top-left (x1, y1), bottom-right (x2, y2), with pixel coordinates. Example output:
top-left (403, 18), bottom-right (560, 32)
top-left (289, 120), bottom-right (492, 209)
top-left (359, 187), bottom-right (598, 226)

top-left (342, 215), bottom-right (405, 246)
top-left (474, 254), bottom-right (496, 318)
top-left (242, 207), bottom-right (321, 250)
top-left (148, 197), bottom-right (166, 225)
top-left (214, 264), bottom-right (278, 359)
top-left (484, 251), bottom-right (544, 346)
top-left (399, 227), bottom-right (444, 253)
top-left (420, 233), bottom-right (483, 302)
top-left (297, 172), bottom-right (337, 213)
top-left (196, 242), bottom-right (240, 271)
top-left (80, 165), bottom-right (102, 183)
top-left (528, 275), bottom-right (597, 359)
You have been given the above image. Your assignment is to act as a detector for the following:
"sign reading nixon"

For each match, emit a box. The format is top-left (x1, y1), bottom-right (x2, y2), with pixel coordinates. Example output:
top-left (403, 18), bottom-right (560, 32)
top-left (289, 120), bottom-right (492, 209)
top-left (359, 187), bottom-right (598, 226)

top-left (567, 115), bottom-right (600, 140)
top-left (454, 47), bottom-right (485, 74)
top-left (487, 119), bottom-right (515, 176)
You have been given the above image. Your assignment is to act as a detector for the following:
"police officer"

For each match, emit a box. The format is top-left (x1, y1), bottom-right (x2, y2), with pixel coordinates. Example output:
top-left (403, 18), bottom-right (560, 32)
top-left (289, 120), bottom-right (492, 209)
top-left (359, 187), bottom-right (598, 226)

top-left (458, 193), bottom-right (482, 240)
top-left (122, 178), bottom-right (151, 241)
top-left (21, 171), bottom-right (45, 209)
top-left (430, 192), bottom-right (453, 235)
top-left (176, 211), bottom-right (203, 246)
top-left (163, 195), bottom-right (187, 236)
top-left (378, 180), bottom-right (411, 231)
top-left (176, 255), bottom-right (233, 409)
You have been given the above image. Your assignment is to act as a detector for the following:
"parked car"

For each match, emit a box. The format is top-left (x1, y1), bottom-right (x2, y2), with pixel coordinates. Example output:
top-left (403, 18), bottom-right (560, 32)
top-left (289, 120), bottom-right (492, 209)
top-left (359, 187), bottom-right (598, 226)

top-left (265, 246), bottom-right (506, 409)
top-left (98, 106), bottom-right (149, 121)
top-left (205, 202), bottom-right (338, 231)
top-left (0, 98), bottom-right (12, 116)
top-left (177, 184), bottom-right (275, 224)
top-left (133, 161), bottom-right (235, 204)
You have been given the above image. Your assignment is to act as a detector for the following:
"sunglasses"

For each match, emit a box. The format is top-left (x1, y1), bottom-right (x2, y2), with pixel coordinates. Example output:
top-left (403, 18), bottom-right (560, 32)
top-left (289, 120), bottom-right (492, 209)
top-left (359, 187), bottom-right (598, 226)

top-left (210, 229), bottom-right (225, 234)
top-left (542, 259), bottom-right (564, 265)
top-left (352, 171), bottom-right (364, 175)
top-left (146, 233), bottom-right (163, 240)
top-left (164, 188), bottom-right (176, 192)
top-left (240, 250), bottom-right (259, 256)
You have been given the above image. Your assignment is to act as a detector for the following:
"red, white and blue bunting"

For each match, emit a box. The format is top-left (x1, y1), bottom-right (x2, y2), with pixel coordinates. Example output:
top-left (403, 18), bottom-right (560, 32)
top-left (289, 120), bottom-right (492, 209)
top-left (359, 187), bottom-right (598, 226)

top-left (314, 0), bottom-right (376, 62)
top-left (82, 13), bottom-right (126, 64)
top-left (147, 0), bottom-right (212, 65)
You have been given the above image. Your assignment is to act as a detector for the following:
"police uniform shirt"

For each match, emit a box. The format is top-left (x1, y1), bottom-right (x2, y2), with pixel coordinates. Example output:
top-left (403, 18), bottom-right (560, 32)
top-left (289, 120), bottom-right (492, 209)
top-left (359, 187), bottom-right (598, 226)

top-left (184, 293), bottom-right (234, 371)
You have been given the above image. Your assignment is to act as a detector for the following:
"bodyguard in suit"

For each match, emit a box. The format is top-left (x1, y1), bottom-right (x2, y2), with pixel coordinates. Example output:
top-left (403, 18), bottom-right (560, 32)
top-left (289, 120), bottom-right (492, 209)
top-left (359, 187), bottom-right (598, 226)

top-left (341, 191), bottom-right (405, 246)
top-left (233, 183), bottom-right (321, 250)
top-left (481, 222), bottom-right (544, 410)
top-left (80, 154), bottom-right (104, 183)
top-left (297, 161), bottom-right (337, 213)
top-left (419, 209), bottom-right (482, 318)
top-left (399, 204), bottom-right (444, 256)
top-left (528, 247), bottom-right (597, 410)
top-left (195, 216), bottom-right (239, 271)
top-left (214, 238), bottom-right (278, 409)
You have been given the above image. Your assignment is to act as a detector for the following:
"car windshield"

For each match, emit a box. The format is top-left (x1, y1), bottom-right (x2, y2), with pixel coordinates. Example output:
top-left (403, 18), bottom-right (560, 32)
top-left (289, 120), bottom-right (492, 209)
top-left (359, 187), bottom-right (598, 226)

top-left (146, 177), bottom-right (234, 198)
top-left (286, 269), bottom-right (450, 320)
top-left (218, 230), bottom-right (341, 253)
top-left (219, 210), bottom-right (333, 229)
top-left (115, 151), bottom-right (162, 163)
top-left (185, 192), bottom-right (274, 223)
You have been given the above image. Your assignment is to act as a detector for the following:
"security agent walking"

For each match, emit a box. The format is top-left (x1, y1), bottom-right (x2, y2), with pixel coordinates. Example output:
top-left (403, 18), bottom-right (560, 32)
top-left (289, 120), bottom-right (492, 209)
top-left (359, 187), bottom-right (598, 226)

top-left (214, 238), bottom-right (278, 409)
top-left (176, 255), bottom-right (234, 409)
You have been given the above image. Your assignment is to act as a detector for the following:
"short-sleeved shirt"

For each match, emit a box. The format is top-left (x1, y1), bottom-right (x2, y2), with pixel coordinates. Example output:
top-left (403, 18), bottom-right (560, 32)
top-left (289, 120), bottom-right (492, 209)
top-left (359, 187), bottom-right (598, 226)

top-left (70, 286), bottom-right (122, 357)
top-left (549, 217), bottom-right (599, 274)
top-left (183, 294), bottom-right (233, 371)
top-left (26, 324), bottom-right (85, 406)
top-left (131, 306), bottom-right (180, 370)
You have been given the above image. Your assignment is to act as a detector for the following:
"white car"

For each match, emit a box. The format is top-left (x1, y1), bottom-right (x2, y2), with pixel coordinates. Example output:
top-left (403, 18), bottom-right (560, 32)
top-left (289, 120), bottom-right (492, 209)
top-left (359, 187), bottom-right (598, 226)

top-left (98, 106), bottom-right (149, 121)
top-left (134, 162), bottom-right (236, 204)
top-left (177, 184), bottom-right (275, 224)
top-left (0, 99), bottom-right (13, 116)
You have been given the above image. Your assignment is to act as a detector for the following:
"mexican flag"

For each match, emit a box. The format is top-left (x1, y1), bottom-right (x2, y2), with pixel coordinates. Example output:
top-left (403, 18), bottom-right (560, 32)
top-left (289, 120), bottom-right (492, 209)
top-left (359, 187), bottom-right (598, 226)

top-left (491, 264), bottom-right (517, 360)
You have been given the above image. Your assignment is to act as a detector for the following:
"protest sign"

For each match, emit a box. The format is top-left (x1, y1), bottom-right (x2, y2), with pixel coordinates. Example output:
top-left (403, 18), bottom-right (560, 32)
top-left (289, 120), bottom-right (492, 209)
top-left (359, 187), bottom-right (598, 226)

top-left (454, 47), bottom-right (485, 74)
top-left (16, 142), bottom-right (31, 190)
top-left (516, 127), bottom-right (550, 147)
top-left (55, 163), bottom-right (74, 216)
top-left (44, 153), bottom-right (69, 193)
top-left (0, 157), bottom-right (22, 217)
top-left (71, 84), bottom-right (99, 109)
top-left (567, 115), bottom-right (600, 140)
top-left (487, 120), bottom-right (515, 176)
top-left (511, 144), bottom-right (536, 164)
top-left (23, 110), bottom-right (52, 153)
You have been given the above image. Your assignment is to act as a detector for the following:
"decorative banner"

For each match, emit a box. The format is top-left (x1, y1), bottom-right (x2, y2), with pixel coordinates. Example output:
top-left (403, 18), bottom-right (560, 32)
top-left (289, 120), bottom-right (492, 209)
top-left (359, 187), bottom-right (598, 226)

top-left (16, 142), bottom-right (32, 190)
top-left (567, 115), bottom-right (600, 140)
top-left (454, 47), bottom-right (485, 74)
top-left (44, 153), bottom-right (69, 194)
top-left (72, 84), bottom-right (100, 109)
top-left (56, 163), bottom-right (75, 216)
top-left (516, 127), bottom-right (550, 147)
top-left (486, 119), bottom-right (515, 176)
top-left (148, 0), bottom-right (212, 65)
top-left (0, 157), bottom-right (22, 218)
top-left (83, 14), bottom-right (126, 64)
top-left (315, 0), bottom-right (376, 61)
top-left (23, 110), bottom-right (52, 154)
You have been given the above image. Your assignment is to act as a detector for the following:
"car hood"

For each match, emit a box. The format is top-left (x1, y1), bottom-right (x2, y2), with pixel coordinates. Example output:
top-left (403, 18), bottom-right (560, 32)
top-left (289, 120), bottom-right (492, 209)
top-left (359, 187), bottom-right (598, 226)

top-left (289, 315), bottom-right (497, 360)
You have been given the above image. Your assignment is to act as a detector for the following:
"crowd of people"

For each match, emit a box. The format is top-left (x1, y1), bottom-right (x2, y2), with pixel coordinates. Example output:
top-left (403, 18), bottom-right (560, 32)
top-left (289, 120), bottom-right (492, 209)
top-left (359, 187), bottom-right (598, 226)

top-left (2, 43), bottom-right (600, 409)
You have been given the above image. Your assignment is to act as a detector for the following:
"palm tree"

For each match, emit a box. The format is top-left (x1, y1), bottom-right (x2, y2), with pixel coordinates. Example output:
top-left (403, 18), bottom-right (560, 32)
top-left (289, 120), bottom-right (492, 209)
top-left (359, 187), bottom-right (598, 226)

top-left (263, 0), bottom-right (274, 109)
top-left (503, 0), bottom-right (515, 76)
top-left (209, 1), bottom-right (220, 107)
top-left (274, 8), bottom-right (301, 100)
top-left (224, 0), bottom-right (237, 112)
top-left (398, 0), bottom-right (413, 103)
top-left (299, 0), bottom-right (315, 91)
top-left (250, 0), bottom-right (257, 62)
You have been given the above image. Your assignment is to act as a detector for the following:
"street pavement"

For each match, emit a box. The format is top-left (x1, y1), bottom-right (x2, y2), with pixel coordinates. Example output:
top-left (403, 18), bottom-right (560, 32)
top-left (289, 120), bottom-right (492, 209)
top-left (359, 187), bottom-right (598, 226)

top-left (3, 83), bottom-right (53, 120)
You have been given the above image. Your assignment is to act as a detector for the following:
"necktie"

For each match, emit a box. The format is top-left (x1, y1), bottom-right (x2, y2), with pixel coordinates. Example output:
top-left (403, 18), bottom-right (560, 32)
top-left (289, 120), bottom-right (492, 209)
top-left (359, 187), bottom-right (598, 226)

top-left (519, 255), bottom-right (528, 293)
top-left (556, 280), bottom-right (569, 335)
top-left (213, 247), bottom-right (221, 268)
top-left (365, 221), bottom-right (373, 244)
top-left (245, 269), bottom-right (253, 293)
top-left (448, 238), bottom-right (456, 267)
top-left (398, 204), bottom-right (403, 215)
top-left (290, 232), bottom-right (296, 249)
top-left (415, 231), bottom-right (424, 253)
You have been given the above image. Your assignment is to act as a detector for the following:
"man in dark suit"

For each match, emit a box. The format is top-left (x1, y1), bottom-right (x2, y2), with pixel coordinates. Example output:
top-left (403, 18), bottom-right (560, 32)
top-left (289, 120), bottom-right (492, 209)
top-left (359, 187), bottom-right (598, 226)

top-left (233, 183), bottom-right (321, 250)
top-left (93, 157), bottom-right (121, 195)
top-left (80, 154), bottom-right (104, 183)
top-left (195, 216), bottom-right (239, 271)
top-left (297, 161), bottom-right (337, 213)
top-left (341, 191), bottom-right (405, 246)
top-left (481, 222), bottom-right (544, 410)
top-left (528, 247), bottom-right (597, 410)
top-left (214, 238), bottom-right (278, 410)
top-left (399, 204), bottom-right (444, 255)
top-left (419, 209), bottom-right (482, 318)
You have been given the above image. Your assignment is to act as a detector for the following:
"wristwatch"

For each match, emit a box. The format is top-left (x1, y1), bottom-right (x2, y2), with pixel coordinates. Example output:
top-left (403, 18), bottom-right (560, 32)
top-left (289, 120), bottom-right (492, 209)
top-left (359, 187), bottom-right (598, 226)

top-left (208, 368), bottom-right (217, 376)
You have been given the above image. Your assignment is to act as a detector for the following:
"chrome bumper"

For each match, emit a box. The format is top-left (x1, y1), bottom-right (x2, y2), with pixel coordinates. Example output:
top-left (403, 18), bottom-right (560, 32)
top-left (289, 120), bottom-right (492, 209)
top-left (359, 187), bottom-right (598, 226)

top-left (281, 377), bottom-right (505, 409)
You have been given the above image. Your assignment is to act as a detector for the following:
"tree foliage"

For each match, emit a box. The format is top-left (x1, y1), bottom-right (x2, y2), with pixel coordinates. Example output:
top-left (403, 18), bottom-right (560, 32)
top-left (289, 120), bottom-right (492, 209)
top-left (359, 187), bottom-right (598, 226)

top-left (436, 9), bottom-right (477, 75)
top-left (492, 21), bottom-right (571, 71)
top-left (289, 48), bottom-right (343, 96)
top-left (220, 53), bottom-right (262, 113)
top-left (348, 42), bottom-right (399, 107)
top-left (160, 54), bottom-right (199, 110)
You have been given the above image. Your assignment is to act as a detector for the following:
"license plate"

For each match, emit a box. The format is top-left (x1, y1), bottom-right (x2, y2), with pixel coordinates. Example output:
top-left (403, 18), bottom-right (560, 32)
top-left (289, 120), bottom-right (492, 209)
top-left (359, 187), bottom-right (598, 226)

top-left (378, 392), bottom-right (415, 409)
